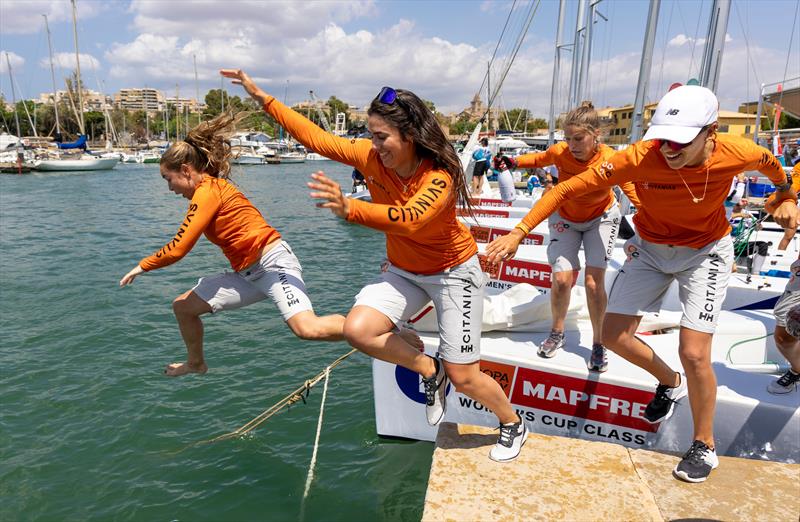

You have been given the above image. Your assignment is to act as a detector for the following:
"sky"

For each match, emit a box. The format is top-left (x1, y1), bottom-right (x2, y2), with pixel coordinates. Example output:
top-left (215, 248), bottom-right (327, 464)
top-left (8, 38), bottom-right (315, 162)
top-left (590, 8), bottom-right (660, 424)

top-left (0, 0), bottom-right (798, 119)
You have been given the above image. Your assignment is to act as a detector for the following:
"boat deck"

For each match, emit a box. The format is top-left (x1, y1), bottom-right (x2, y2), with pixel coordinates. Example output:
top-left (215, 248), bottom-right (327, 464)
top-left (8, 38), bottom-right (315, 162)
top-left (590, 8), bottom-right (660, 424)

top-left (422, 422), bottom-right (800, 521)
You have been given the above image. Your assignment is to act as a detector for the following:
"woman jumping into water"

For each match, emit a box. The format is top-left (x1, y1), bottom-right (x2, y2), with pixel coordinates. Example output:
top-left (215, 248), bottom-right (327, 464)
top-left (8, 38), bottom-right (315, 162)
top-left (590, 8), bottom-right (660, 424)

top-left (222, 68), bottom-right (528, 462)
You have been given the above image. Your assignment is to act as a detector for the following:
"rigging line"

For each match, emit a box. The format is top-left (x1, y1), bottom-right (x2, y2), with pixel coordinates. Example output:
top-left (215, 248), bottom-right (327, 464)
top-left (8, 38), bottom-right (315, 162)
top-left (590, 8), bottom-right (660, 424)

top-left (486, 0), bottom-right (541, 114)
top-left (300, 367), bottom-right (330, 511)
top-left (173, 348), bottom-right (358, 453)
top-left (490, 1), bottom-right (530, 105)
top-left (777, 0), bottom-right (800, 113)
top-left (733, 1), bottom-right (762, 125)
top-left (599, 0), bottom-right (616, 108)
top-left (656, 0), bottom-right (676, 98)
top-left (475, 0), bottom-right (519, 102)
top-left (687, 0), bottom-right (705, 82)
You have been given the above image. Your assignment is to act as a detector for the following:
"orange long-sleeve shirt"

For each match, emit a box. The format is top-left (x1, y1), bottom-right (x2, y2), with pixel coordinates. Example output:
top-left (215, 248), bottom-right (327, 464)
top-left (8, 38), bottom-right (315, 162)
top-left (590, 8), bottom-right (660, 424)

top-left (262, 95), bottom-right (476, 274)
top-left (139, 176), bottom-right (280, 272)
top-left (517, 135), bottom-right (790, 248)
top-left (516, 142), bottom-right (641, 222)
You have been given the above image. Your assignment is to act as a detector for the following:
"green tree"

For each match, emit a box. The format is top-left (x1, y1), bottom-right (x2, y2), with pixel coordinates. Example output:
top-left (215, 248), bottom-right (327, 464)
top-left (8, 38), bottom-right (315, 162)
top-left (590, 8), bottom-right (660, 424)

top-left (449, 114), bottom-right (477, 137)
top-left (204, 89), bottom-right (245, 118)
top-left (327, 96), bottom-right (349, 128)
top-left (423, 99), bottom-right (436, 114)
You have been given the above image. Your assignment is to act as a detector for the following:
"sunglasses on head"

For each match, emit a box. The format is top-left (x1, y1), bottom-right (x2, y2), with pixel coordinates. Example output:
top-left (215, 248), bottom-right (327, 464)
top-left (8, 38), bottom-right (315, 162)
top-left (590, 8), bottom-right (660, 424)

top-left (377, 86), bottom-right (397, 104)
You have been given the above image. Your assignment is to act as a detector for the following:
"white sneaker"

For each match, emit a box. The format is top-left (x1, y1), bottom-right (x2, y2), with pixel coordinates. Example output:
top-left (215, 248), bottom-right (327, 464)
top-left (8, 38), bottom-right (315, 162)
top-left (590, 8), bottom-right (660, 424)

top-left (421, 356), bottom-right (448, 426)
top-left (489, 418), bottom-right (528, 462)
top-left (767, 369), bottom-right (800, 394)
top-left (673, 440), bottom-right (719, 483)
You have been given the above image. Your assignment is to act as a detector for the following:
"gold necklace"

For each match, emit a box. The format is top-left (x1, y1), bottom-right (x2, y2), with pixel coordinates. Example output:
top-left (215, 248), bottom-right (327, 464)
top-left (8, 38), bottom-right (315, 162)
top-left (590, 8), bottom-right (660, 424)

top-left (395, 158), bottom-right (423, 193)
top-left (675, 164), bottom-right (710, 204)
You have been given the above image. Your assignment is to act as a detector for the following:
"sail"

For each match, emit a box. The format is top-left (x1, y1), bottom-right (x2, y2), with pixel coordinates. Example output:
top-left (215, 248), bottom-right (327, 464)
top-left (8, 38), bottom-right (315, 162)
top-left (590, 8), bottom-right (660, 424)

top-left (56, 134), bottom-right (88, 150)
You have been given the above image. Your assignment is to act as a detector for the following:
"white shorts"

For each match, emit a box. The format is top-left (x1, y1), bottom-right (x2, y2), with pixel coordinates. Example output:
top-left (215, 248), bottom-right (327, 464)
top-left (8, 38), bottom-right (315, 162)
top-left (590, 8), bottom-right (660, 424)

top-left (547, 205), bottom-right (620, 273)
top-left (774, 258), bottom-right (800, 327)
top-left (191, 241), bottom-right (313, 321)
top-left (354, 255), bottom-right (485, 364)
top-left (607, 235), bottom-right (734, 333)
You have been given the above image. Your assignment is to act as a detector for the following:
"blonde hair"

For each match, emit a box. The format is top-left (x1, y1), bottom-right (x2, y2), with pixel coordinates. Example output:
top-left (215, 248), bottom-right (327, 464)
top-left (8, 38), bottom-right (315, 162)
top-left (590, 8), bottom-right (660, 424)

top-left (160, 112), bottom-right (243, 179)
top-left (563, 101), bottom-right (602, 135)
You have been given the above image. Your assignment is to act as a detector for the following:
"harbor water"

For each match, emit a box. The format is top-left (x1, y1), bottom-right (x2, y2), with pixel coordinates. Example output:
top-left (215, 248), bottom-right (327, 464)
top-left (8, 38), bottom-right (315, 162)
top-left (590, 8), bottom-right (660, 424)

top-left (0, 162), bottom-right (432, 521)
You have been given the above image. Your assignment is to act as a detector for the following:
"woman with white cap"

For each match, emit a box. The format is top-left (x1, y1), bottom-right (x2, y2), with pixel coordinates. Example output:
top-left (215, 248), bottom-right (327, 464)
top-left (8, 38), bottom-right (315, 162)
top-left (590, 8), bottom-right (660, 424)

top-left (486, 85), bottom-right (799, 482)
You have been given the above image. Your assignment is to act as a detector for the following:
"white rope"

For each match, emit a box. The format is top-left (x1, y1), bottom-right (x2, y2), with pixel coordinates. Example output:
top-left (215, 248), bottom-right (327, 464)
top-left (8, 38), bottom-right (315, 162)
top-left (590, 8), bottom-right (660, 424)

top-left (301, 366), bottom-right (330, 506)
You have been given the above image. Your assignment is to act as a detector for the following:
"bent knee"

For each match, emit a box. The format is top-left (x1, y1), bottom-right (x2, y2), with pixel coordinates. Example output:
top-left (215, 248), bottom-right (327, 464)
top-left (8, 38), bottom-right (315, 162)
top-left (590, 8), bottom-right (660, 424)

top-left (172, 292), bottom-right (208, 316)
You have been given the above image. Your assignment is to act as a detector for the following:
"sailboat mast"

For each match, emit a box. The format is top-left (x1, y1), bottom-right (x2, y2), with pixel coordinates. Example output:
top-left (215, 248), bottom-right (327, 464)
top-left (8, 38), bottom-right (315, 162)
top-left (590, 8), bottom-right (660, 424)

top-left (193, 54), bottom-right (200, 125)
top-left (578, 0), bottom-right (601, 103)
top-left (4, 53), bottom-right (23, 141)
top-left (43, 14), bottom-right (61, 135)
top-left (568, 0), bottom-right (589, 109)
top-left (629, 0), bottom-right (661, 143)
top-left (548, 0), bottom-right (567, 146)
top-left (698, 0), bottom-right (731, 92)
top-left (70, 0), bottom-right (85, 135)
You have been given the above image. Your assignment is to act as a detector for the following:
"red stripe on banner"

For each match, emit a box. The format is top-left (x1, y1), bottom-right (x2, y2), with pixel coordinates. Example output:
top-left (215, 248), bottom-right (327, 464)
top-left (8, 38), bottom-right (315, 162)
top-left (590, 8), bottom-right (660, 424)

top-left (509, 367), bottom-right (659, 432)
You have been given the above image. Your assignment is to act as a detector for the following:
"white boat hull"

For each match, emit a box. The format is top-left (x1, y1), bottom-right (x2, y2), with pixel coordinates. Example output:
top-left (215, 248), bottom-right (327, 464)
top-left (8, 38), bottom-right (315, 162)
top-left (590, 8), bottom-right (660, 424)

top-left (373, 313), bottom-right (800, 463)
top-left (34, 157), bottom-right (119, 171)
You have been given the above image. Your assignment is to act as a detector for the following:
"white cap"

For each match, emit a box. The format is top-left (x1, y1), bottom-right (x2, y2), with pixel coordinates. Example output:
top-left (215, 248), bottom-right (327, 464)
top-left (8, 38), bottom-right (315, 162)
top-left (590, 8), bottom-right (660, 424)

top-left (642, 85), bottom-right (719, 144)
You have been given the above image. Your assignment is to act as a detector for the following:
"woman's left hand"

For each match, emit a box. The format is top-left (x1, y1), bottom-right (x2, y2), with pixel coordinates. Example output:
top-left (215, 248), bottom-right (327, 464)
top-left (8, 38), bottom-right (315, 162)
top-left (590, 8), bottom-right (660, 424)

top-left (772, 199), bottom-right (800, 230)
top-left (309, 171), bottom-right (350, 219)
top-left (120, 265), bottom-right (144, 286)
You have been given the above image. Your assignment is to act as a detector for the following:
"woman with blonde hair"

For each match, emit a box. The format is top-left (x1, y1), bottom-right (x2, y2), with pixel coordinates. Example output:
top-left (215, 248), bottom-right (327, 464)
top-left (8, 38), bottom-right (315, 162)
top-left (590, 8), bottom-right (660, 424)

top-left (119, 113), bottom-right (367, 376)
top-left (507, 101), bottom-right (641, 372)
top-left (487, 85), bottom-right (798, 482)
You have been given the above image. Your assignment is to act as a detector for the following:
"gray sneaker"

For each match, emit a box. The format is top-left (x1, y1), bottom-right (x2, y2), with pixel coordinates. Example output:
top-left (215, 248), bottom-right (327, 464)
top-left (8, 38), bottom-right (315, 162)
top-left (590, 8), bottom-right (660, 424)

top-left (538, 330), bottom-right (564, 358)
top-left (587, 343), bottom-right (608, 373)
top-left (767, 369), bottom-right (800, 394)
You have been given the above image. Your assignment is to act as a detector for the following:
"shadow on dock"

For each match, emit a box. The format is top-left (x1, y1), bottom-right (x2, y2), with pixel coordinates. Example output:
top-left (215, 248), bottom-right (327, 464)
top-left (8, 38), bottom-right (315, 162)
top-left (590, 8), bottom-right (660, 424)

top-left (423, 422), bottom-right (799, 521)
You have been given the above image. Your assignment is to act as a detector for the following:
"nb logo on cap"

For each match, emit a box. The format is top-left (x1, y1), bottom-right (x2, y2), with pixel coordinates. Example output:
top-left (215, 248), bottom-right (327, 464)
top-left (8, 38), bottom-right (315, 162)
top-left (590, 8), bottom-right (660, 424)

top-left (666, 109), bottom-right (680, 115)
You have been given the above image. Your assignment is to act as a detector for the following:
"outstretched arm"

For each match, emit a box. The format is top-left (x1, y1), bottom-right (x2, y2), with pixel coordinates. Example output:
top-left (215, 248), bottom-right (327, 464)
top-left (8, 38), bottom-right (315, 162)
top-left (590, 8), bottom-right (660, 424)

top-left (221, 69), bottom-right (370, 169)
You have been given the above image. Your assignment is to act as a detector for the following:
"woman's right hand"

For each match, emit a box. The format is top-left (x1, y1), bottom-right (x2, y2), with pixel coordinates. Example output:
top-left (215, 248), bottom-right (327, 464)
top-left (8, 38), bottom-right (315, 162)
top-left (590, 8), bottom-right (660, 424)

top-left (484, 229), bottom-right (525, 266)
top-left (119, 264), bottom-right (144, 286)
top-left (220, 69), bottom-right (264, 103)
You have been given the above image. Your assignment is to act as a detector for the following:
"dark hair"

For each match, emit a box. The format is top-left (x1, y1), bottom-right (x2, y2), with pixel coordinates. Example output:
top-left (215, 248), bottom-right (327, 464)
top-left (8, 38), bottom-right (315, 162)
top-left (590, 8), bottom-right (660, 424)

top-left (368, 89), bottom-right (472, 211)
top-left (160, 112), bottom-right (240, 179)
top-left (480, 137), bottom-right (489, 146)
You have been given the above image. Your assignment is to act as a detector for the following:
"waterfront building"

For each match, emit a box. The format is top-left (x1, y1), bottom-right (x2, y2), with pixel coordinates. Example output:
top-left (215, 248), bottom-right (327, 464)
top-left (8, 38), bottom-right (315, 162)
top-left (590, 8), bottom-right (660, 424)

top-left (114, 88), bottom-right (165, 112)
top-left (602, 102), bottom-right (757, 145)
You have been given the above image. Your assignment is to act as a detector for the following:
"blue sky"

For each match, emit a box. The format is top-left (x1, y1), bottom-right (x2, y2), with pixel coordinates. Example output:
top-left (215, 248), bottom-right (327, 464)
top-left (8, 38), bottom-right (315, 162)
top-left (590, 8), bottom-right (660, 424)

top-left (1, 0), bottom-right (798, 117)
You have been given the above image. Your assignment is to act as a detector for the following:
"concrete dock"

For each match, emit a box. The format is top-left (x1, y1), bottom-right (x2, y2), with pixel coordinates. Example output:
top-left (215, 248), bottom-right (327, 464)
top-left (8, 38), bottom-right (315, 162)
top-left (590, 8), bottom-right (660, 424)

top-left (422, 423), bottom-right (799, 521)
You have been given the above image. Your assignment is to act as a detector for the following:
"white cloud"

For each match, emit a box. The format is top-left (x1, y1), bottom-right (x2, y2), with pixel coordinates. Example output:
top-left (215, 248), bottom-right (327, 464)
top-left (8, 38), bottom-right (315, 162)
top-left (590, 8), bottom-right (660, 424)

top-left (0, 0), bottom-right (104, 35)
top-left (128, 0), bottom-right (375, 40)
top-left (38, 52), bottom-right (101, 72)
top-left (0, 50), bottom-right (25, 73)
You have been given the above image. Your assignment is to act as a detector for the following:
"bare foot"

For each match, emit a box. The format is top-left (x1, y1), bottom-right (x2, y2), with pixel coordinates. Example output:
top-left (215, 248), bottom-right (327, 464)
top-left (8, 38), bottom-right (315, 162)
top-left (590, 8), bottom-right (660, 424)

top-left (164, 361), bottom-right (208, 377)
top-left (398, 326), bottom-right (425, 352)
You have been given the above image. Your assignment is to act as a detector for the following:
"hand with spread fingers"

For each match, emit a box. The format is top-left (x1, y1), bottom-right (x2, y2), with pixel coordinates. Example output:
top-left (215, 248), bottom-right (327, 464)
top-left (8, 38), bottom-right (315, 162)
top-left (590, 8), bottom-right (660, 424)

top-left (484, 228), bottom-right (526, 265)
top-left (308, 171), bottom-right (350, 219)
top-left (220, 68), bottom-right (264, 103)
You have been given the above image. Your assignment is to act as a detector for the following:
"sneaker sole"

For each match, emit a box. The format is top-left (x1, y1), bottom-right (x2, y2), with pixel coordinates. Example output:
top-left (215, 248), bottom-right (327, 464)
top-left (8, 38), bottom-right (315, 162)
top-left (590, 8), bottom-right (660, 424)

top-left (488, 426), bottom-right (529, 463)
top-left (587, 361), bottom-right (608, 373)
top-left (537, 348), bottom-right (560, 359)
top-left (672, 462), bottom-right (718, 483)
top-left (766, 385), bottom-right (797, 395)
top-left (643, 382), bottom-right (688, 425)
